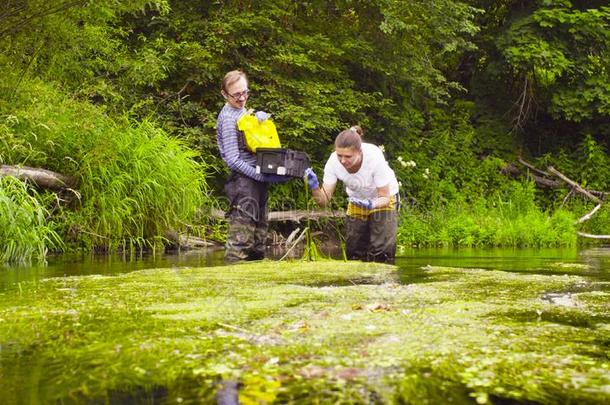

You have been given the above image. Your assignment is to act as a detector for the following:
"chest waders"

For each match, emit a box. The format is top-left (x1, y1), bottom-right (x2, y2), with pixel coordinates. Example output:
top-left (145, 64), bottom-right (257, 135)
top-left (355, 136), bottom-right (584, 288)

top-left (344, 195), bottom-right (399, 264)
top-left (224, 172), bottom-right (269, 262)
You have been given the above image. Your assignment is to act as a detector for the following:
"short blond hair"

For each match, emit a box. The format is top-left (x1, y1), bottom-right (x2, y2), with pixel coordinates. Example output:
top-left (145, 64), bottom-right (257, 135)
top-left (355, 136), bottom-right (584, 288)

top-left (221, 70), bottom-right (248, 93)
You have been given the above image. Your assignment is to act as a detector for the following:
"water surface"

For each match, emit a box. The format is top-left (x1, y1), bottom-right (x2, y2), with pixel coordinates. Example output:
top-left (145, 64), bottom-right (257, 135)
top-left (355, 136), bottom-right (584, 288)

top-left (1, 246), bottom-right (608, 404)
top-left (2, 247), bottom-right (608, 292)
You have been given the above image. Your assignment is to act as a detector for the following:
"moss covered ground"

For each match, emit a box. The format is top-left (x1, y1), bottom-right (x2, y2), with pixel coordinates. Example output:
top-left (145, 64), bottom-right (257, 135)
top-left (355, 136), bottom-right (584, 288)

top-left (0, 261), bottom-right (608, 404)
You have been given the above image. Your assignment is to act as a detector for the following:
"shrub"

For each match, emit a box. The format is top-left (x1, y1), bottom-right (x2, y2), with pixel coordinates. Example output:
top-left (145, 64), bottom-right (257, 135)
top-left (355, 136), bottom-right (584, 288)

top-left (397, 181), bottom-right (577, 248)
top-left (1, 79), bottom-right (208, 251)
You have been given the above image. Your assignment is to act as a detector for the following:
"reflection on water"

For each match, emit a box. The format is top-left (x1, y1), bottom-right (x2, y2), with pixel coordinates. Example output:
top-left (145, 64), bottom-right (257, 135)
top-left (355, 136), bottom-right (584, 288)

top-left (1, 246), bottom-right (609, 292)
top-left (0, 248), bottom-right (226, 292)
top-left (267, 245), bottom-right (610, 282)
top-left (395, 246), bottom-right (610, 283)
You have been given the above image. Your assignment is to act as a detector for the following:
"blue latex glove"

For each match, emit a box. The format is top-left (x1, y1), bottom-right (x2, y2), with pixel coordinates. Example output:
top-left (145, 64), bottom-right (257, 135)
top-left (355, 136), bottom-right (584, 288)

top-left (349, 197), bottom-right (374, 210)
top-left (304, 168), bottom-right (319, 190)
top-left (255, 111), bottom-right (270, 123)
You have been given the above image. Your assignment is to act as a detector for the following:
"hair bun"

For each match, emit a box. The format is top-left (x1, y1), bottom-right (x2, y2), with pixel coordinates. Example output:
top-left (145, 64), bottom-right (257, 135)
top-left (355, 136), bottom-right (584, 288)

top-left (350, 125), bottom-right (363, 137)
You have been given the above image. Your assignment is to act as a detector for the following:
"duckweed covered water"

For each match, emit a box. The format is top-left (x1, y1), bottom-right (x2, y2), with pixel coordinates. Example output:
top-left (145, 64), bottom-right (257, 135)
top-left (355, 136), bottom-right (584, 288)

top-left (0, 248), bottom-right (609, 404)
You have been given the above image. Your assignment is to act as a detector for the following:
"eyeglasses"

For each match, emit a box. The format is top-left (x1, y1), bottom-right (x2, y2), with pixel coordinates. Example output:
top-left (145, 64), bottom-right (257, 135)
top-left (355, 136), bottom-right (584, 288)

top-left (227, 89), bottom-right (250, 100)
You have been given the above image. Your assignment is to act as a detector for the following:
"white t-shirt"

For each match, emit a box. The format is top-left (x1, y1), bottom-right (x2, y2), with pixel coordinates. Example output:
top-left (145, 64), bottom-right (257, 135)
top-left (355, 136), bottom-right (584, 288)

top-left (323, 143), bottom-right (399, 200)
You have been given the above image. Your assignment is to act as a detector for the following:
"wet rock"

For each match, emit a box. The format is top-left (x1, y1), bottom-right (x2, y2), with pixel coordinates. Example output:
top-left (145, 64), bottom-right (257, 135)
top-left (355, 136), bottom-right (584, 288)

top-left (540, 292), bottom-right (580, 307)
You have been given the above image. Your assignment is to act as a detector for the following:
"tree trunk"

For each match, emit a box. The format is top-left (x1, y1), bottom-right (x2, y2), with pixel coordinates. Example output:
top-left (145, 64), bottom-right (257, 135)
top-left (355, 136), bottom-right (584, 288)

top-left (0, 164), bottom-right (75, 190)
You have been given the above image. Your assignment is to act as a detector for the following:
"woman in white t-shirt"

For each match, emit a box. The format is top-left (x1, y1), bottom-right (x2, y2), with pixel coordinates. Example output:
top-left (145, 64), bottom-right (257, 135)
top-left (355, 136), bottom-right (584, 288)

top-left (305, 126), bottom-right (399, 263)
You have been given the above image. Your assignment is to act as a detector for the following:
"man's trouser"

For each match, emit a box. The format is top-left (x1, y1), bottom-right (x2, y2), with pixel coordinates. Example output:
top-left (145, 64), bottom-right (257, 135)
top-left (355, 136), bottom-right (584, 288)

top-left (224, 172), bottom-right (268, 262)
top-left (345, 209), bottom-right (398, 264)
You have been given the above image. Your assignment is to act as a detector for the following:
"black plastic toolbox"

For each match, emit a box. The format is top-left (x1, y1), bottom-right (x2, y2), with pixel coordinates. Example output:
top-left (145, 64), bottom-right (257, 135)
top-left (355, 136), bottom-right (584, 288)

top-left (256, 148), bottom-right (310, 178)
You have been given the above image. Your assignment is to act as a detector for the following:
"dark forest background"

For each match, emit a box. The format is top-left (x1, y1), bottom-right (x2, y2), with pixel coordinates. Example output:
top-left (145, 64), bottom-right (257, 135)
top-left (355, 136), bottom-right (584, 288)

top-left (1, 0), bottom-right (609, 261)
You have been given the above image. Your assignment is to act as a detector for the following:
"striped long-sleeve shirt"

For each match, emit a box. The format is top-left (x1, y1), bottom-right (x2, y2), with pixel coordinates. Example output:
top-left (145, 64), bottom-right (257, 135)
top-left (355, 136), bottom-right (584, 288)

top-left (216, 104), bottom-right (266, 181)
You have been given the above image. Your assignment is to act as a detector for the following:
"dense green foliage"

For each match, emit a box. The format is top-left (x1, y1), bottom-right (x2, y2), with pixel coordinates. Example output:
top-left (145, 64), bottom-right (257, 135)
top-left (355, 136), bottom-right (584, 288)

top-left (0, 78), bottom-right (208, 254)
top-left (467, 0), bottom-right (610, 153)
top-left (399, 181), bottom-right (577, 247)
top-left (0, 0), bottom-right (608, 260)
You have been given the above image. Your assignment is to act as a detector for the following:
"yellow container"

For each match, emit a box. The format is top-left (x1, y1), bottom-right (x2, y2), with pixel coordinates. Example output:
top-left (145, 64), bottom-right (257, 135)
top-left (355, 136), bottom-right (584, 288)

top-left (237, 114), bottom-right (281, 152)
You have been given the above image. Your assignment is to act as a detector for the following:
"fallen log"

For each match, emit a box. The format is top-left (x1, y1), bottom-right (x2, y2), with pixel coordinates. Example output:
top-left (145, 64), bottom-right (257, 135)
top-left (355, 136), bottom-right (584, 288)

top-left (210, 208), bottom-right (345, 222)
top-left (177, 235), bottom-right (219, 248)
top-left (511, 159), bottom-right (609, 239)
top-left (518, 157), bottom-right (552, 178)
top-left (577, 203), bottom-right (603, 224)
top-left (269, 209), bottom-right (345, 222)
top-left (165, 230), bottom-right (221, 249)
top-left (576, 232), bottom-right (610, 240)
top-left (502, 163), bottom-right (561, 188)
top-left (0, 164), bottom-right (75, 191)
top-left (547, 166), bottom-right (602, 203)
top-left (508, 159), bottom-right (609, 197)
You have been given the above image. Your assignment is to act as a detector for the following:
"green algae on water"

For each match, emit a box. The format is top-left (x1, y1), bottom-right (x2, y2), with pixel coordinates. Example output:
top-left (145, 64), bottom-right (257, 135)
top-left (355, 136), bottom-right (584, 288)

top-left (0, 261), bottom-right (608, 404)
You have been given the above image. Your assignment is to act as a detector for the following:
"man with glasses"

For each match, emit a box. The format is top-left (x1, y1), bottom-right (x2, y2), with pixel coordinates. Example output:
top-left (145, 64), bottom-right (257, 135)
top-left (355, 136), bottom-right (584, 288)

top-left (216, 70), bottom-right (287, 262)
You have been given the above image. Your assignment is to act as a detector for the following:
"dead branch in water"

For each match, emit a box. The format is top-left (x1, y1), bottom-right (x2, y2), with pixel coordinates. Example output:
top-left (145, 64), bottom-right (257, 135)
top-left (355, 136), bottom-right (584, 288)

top-left (577, 203), bottom-right (603, 224)
top-left (512, 159), bottom-right (608, 240)
top-left (576, 232), bottom-right (610, 240)
top-left (502, 163), bottom-right (561, 188)
top-left (547, 166), bottom-right (602, 203)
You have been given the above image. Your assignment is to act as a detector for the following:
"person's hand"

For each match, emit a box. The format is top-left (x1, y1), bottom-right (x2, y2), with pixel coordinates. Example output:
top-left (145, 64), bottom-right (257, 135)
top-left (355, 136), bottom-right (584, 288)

top-left (304, 168), bottom-right (319, 190)
top-left (348, 197), bottom-right (374, 210)
top-left (255, 111), bottom-right (270, 123)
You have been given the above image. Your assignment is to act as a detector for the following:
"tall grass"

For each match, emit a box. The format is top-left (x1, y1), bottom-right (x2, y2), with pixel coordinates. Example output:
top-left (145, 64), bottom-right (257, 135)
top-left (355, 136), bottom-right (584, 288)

top-left (1, 79), bottom-right (208, 252)
top-left (72, 120), bottom-right (206, 250)
top-left (0, 177), bottom-right (63, 263)
top-left (398, 181), bottom-right (578, 247)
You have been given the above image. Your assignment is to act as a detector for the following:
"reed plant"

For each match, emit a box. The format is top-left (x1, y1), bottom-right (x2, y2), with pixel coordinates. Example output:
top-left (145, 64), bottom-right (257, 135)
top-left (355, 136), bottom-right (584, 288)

top-left (398, 181), bottom-right (578, 247)
top-left (301, 179), bottom-right (323, 261)
top-left (2, 79), bottom-right (209, 252)
top-left (68, 119), bottom-right (207, 251)
top-left (0, 177), bottom-right (62, 263)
